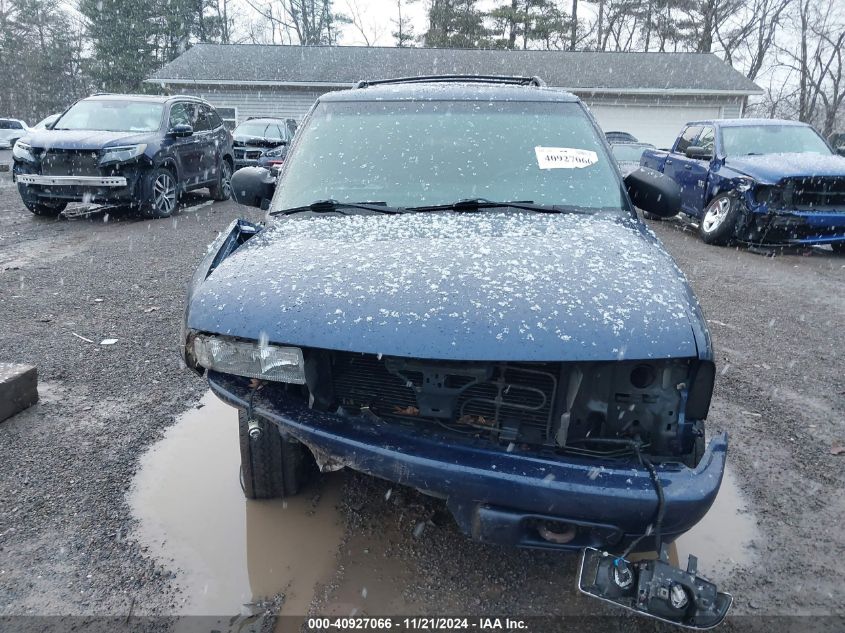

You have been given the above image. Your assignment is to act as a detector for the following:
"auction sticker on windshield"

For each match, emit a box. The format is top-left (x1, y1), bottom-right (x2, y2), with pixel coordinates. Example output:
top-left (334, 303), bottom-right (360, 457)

top-left (535, 146), bottom-right (599, 169)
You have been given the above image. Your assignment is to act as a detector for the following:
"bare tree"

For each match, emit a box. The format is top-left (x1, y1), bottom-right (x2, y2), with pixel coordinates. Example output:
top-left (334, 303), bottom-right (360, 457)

top-left (241, 0), bottom-right (341, 44)
top-left (774, 0), bottom-right (845, 133)
top-left (715, 0), bottom-right (791, 80)
top-left (341, 0), bottom-right (386, 45)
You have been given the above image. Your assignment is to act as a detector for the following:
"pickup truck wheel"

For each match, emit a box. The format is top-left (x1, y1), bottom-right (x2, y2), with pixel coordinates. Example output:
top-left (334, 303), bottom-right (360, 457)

top-left (209, 159), bottom-right (232, 201)
top-left (699, 194), bottom-right (740, 245)
top-left (238, 409), bottom-right (309, 499)
top-left (141, 167), bottom-right (178, 218)
top-left (24, 200), bottom-right (67, 216)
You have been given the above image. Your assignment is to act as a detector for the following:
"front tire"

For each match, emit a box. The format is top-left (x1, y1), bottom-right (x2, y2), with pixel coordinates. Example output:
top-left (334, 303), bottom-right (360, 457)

top-left (238, 409), bottom-right (309, 499)
top-left (142, 167), bottom-right (178, 218)
top-left (209, 159), bottom-right (232, 201)
top-left (699, 194), bottom-right (741, 245)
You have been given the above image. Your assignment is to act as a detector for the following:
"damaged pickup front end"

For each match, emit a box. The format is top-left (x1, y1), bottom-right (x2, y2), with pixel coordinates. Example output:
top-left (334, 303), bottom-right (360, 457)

top-left (707, 152), bottom-right (845, 248)
top-left (724, 175), bottom-right (845, 247)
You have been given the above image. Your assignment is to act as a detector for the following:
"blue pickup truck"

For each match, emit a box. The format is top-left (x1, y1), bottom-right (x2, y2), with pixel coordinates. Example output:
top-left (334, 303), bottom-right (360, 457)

top-left (641, 119), bottom-right (845, 250)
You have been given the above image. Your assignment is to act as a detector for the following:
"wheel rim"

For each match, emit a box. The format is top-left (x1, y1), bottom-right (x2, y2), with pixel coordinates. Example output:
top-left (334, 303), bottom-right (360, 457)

top-left (221, 162), bottom-right (232, 198)
top-left (153, 172), bottom-right (176, 214)
top-left (702, 197), bottom-right (731, 233)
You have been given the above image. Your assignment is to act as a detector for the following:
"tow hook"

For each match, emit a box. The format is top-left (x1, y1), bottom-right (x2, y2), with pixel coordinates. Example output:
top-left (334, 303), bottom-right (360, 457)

top-left (578, 544), bottom-right (732, 629)
top-left (247, 418), bottom-right (263, 440)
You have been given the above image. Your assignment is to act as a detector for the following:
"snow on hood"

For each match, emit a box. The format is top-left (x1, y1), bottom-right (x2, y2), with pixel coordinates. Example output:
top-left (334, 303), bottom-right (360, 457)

top-left (725, 152), bottom-right (845, 184)
top-left (187, 211), bottom-right (701, 362)
top-left (24, 129), bottom-right (152, 150)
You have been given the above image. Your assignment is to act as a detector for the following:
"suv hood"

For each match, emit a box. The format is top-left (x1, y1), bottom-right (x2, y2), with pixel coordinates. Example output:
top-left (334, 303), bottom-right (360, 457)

top-left (187, 212), bottom-right (702, 362)
top-left (23, 129), bottom-right (152, 151)
top-left (725, 152), bottom-right (845, 184)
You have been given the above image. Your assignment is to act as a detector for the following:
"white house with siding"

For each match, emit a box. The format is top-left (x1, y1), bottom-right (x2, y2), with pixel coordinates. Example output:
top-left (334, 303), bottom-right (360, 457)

top-left (147, 44), bottom-right (762, 148)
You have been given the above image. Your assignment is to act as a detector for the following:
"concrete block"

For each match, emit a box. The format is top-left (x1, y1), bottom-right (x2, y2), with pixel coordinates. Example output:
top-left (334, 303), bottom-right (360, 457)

top-left (0, 363), bottom-right (38, 423)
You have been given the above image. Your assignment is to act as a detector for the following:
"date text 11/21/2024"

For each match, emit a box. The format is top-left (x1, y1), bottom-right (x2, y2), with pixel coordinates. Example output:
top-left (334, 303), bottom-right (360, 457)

top-left (306, 617), bottom-right (529, 630)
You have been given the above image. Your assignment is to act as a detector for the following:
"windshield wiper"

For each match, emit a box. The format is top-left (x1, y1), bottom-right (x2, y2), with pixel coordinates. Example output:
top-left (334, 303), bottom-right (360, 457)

top-left (269, 199), bottom-right (405, 217)
top-left (406, 198), bottom-right (592, 215)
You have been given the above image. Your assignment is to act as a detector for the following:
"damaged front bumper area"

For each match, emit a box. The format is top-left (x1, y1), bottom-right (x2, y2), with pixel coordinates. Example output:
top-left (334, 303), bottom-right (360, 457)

top-left (207, 370), bottom-right (727, 553)
top-left (13, 162), bottom-right (146, 206)
top-left (738, 182), bottom-right (845, 246)
top-left (744, 209), bottom-right (845, 246)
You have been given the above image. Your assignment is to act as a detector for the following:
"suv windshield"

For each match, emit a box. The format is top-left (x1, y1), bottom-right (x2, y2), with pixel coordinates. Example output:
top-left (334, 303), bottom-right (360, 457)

top-left (54, 99), bottom-right (164, 133)
top-left (235, 121), bottom-right (285, 139)
top-left (721, 125), bottom-right (831, 156)
top-left (273, 100), bottom-right (623, 212)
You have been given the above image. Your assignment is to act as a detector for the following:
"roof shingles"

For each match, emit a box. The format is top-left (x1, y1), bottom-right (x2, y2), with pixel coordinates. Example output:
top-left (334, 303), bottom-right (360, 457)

top-left (148, 43), bottom-right (761, 94)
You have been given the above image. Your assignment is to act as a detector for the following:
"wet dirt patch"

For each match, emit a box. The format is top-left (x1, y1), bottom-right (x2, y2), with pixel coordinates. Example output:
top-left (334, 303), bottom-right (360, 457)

top-left (130, 391), bottom-right (345, 616)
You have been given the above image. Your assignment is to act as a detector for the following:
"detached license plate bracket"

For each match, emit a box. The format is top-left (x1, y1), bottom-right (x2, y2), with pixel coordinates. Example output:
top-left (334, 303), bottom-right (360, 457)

top-left (577, 545), bottom-right (732, 629)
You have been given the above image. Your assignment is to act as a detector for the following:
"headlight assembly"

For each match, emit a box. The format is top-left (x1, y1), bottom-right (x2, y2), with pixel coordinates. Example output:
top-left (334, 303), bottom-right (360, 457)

top-left (735, 178), bottom-right (754, 192)
top-left (192, 334), bottom-right (306, 383)
top-left (99, 144), bottom-right (146, 165)
top-left (12, 140), bottom-right (35, 163)
top-left (262, 145), bottom-right (286, 158)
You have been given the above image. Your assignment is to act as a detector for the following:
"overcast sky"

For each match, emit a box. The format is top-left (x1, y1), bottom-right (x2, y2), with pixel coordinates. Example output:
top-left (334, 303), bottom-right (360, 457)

top-left (334, 0), bottom-right (430, 46)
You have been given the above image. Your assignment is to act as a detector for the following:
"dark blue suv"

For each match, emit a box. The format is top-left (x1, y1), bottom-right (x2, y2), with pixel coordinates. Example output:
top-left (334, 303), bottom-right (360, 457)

top-left (183, 76), bottom-right (724, 551)
top-left (12, 94), bottom-right (234, 218)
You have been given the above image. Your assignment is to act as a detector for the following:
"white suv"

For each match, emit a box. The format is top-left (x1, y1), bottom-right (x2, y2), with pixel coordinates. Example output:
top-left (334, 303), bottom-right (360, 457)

top-left (0, 118), bottom-right (29, 149)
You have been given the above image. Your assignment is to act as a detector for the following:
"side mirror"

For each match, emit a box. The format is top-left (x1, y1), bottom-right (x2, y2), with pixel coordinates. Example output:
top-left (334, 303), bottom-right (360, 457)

top-left (684, 145), bottom-right (713, 160)
top-left (231, 166), bottom-right (276, 209)
top-left (625, 167), bottom-right (681, 218)
top-left (169, 124), bottom-right (193, 138)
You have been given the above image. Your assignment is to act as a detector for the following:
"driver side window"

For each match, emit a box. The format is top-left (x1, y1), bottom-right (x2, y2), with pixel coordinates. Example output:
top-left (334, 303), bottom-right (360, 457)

top-left (189, 104), bottom-right (211, 133)
top-left (168, 103), bottom-right (190, 129)
top-left (676, 126), bottom-right (703, 153)
top-left (697, 127), bottom-right (715, 153)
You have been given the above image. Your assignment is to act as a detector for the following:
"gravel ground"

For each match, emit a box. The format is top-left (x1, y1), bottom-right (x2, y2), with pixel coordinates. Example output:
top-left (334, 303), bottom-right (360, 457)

top-left (0, 149), bottom-right (843, 630)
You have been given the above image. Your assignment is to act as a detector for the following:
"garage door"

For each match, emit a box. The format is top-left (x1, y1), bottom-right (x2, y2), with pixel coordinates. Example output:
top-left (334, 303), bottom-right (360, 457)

top-left (585, 104), bottom-right (723, 149)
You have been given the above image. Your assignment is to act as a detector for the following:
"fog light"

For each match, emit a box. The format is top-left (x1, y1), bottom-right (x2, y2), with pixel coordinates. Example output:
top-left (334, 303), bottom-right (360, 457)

top-left (193, 334), bottom-right (306, 383)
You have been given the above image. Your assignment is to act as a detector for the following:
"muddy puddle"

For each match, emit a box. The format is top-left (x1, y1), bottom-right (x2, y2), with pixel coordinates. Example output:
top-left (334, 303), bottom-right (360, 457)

top-left (671, 464), bottom-right (760, 579)
top-left (630, 464), bottom-right (760, 584)
top-left (130, 391), bottom-right (345, 617)
top-left (132, 392), bottom-right (758, 619)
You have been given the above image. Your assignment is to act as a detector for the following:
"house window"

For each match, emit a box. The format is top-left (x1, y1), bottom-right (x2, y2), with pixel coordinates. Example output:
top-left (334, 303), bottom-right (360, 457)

top-left (215, 107), bottom-right (238, 131)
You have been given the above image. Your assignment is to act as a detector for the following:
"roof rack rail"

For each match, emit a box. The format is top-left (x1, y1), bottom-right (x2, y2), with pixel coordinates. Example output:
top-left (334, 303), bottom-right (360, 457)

top-left (91, 92), bottom-right (113, 96)
top-left (355, 75), bottom-right (546, 89)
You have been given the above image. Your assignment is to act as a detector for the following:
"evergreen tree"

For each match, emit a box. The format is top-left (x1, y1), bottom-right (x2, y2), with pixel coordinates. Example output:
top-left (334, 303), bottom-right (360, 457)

top-left (78, 0), bottom-right (161, 92)
top-left (424, 0), bottom-right (490, 48)
top-left (0, 0), bottom-right (90, 120)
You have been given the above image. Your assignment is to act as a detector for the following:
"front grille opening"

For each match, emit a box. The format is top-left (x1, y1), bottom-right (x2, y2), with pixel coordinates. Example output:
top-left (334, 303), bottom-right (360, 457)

top-left (40, 150), bottom-right (102, 177)
top-left (330, 352), bottom-right (559, 446)
top-left (785, 177), bottom-right (845, 210)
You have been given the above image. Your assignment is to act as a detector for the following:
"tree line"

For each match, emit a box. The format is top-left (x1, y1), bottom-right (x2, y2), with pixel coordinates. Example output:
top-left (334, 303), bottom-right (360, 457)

top-left (0, 0), bottom-right (842, 135)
